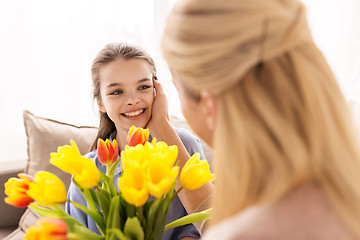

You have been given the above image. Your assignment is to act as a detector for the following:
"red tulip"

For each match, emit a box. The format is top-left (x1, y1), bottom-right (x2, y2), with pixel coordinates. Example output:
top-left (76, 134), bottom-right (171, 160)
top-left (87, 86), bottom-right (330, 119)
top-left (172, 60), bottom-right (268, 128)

top-left (97, 138), bottom-right (119, 166)
top-left (4, 173), bottom-right (35, 208)
top-left (126, 126), bottom-right (150, 147)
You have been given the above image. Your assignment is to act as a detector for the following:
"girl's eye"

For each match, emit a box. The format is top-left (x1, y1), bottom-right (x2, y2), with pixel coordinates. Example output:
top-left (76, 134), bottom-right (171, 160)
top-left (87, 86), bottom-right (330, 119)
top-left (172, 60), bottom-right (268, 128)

top-left (139, 85), bottom-right (152, 90)
top-left (110, 90), bottom-right (123, 95)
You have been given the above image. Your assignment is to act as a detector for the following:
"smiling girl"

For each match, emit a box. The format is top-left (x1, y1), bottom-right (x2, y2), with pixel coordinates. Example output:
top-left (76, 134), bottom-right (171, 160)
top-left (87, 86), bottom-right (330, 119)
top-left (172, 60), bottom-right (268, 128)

top-left (65, 43), bottom-right (214, 240)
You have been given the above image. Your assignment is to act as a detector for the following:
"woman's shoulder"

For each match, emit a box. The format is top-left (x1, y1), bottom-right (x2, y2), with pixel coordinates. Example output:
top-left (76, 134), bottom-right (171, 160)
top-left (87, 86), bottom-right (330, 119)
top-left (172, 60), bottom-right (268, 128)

top-left (202, 184), bottom-right (355, 240)
top-left (202, 201), bottom-right (269, 240)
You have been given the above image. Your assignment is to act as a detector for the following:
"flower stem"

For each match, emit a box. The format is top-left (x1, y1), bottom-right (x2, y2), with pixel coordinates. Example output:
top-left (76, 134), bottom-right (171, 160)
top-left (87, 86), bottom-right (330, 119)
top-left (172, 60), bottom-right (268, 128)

top-left (164, 208), bottom-right (212, 231)
top-left (170, 186), bottom-right (183, 202)
top-left (106, 166), bottom-right (110, 177)
top-left (69, 200), bottom-right (106, 236)
top-left (83, 188), bottom-right (97, 212)
top-left (138, 206), bottom-right (145, 226)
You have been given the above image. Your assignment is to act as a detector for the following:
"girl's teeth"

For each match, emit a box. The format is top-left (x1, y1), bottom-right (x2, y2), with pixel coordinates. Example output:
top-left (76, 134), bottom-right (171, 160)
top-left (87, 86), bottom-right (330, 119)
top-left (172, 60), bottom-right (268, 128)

top-left (123, 109), bottom-right (144, 117)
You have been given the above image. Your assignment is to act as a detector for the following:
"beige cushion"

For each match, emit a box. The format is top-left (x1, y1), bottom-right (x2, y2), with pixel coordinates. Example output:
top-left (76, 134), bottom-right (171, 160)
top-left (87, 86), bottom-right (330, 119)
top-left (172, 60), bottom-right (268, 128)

top-left (3, 111), bottom-right (213, 240)
top-left (23, 110), bottom-right (98, 189)
top-left (3, 110), bottom-right (98, 240)
top-left (2, 228), bottom-right (23, 240)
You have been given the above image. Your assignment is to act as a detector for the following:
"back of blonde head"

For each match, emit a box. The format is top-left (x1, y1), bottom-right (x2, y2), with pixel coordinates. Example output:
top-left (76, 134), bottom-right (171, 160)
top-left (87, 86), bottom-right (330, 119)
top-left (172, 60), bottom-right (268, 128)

top-left (162, 0), bottom-right (360, 236)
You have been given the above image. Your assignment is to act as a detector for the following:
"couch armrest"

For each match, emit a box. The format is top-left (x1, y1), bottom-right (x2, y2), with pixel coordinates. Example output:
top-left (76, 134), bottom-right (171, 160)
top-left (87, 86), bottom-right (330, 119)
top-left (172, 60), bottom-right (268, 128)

top-left (0, 160), bottom-right (27, 228)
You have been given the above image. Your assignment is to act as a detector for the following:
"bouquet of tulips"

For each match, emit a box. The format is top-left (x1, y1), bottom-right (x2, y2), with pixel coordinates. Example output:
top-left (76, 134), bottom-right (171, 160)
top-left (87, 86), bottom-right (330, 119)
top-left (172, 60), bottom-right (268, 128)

top-left (4, 126), bottom-right (214, 240)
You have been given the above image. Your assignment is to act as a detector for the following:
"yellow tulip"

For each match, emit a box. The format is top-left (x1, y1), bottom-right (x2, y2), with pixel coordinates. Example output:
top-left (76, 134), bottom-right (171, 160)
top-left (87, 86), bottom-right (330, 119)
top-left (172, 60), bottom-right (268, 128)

top-left (152, 141), bottom-right (178, 168)
top-left (50, 140), bottom-right (84, 174)
top-left (27, 171), bottom-right (67, 206)
top-left (180, 153), bottom-right (215, 190)
top-left (121, 140), bottom-right (178, 169)
top-left (118, 163), bottom-right (149, 207)
top-left (72, 156), bottom-right (101, 189)
top-left (50, 140), bottom-right (100, 188)
top-left (24, 218), bottom-right (68, 240)
top-left (120, 137), bottom-right (181, 200)
top-left (121, 144), bottom-right (148, 170)
top-left (122, 142), bottom-right (161, 171)
top-left (146, 158), bottom-right (179, 198)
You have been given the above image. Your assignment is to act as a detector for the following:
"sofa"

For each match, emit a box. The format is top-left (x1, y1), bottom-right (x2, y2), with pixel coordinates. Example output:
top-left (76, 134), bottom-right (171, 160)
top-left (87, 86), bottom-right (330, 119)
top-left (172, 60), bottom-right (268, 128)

top-left (0, 110), bottom-right (213, 239)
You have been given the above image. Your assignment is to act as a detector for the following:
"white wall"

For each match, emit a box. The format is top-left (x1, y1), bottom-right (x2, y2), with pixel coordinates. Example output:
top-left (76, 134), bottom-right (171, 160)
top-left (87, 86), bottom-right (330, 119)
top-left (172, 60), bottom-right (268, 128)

top-left (0, 0), bottom-right (359, 162)
top-left (0, 0), bottom-right (176, 162)
top-left (301, 0), bottom-right (360, 93)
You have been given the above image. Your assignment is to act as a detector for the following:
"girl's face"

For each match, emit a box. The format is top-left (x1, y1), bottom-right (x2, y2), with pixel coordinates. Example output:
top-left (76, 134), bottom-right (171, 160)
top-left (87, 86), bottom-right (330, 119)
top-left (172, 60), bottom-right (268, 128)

top-left (97, 58), bottom-right (154, 135)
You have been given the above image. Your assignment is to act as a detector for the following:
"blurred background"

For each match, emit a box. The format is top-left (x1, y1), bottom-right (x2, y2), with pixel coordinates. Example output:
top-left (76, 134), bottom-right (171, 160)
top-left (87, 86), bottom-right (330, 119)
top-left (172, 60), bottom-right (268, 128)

top-left (0, 0), bottom-right (359, 163)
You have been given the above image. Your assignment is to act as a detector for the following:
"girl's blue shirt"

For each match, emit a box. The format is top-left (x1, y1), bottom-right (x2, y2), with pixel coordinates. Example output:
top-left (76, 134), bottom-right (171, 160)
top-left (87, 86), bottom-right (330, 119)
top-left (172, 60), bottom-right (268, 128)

top-left (66, 127), bottom-right (206, 240)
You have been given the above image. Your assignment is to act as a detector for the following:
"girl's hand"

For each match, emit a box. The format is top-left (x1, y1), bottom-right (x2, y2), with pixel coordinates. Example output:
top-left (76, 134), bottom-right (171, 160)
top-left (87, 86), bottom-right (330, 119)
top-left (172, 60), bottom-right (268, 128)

top-left (146, 79), bottom-right (171, 137)
top-left (147, 80), bottom-right (215, 224)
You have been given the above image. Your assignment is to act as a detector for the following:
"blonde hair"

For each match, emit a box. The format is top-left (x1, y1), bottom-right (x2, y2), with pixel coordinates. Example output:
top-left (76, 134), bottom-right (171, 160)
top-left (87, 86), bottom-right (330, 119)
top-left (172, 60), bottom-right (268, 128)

top-left (162, 0), bottom-right (360, 237)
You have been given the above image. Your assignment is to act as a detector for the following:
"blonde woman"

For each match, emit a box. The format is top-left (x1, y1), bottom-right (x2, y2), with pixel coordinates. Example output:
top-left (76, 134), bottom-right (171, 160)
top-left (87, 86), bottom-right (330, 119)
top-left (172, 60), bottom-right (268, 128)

top-left (161, 0), bottom-right (360, 239)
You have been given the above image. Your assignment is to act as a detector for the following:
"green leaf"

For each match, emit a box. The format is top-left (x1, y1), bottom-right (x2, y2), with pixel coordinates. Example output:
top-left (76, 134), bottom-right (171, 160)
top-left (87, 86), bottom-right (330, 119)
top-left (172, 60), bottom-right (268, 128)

top-left (164, 208), bottom-right (212, 231)
top-left (149, 198), bottom-right (169, 240)
top-left (29, 204), bottom-right (98, 234)
top-left (100, 171), bottom-right (118, 198)
top-left (72, 224), bottom-right (104, 240)
top-left (143, 184), bottom-right (177, 239)
top-left (142, 199), bottom-right (154, 219)
top-left (49, 205), bottom-right (87, 232)
top-left (108, 158), bottom-right (121, 180)
top-left (77, 187), bottom-right (108, 235)
top-left (120, 195), bottom-right (136, 219)
top-left (160, 189), bottom-right (173, 216)
top-left (57, 216), bottom-right (85, 232)
top-left (72, 180), bottom-right (99, 212)
top-left (124, 217), bottom-right (144, 240)
top-left (97, 179), bottom-right (103, 188)
top-left (100, 171), bottom-right (111, 183)
top-left (144, 197), bottom-right (169, 240)
top-left (143, 183), bottom-right (175, 239)
top-left (143, 198), bottom-right (161, 237)
top-left (106, 196), bottom-right (122, 230)
top-left (70, 201), bottom-right (106, 235)
top-left (96, 188), bottom-right (111, 219)
top-left (106, 228), bottom-right (128, 240)
top-left (29, 204), bottom-right (64, 218)
top-left (166, 182), bottom-right (176, 201)
top-left (89, 188), bottom-right (100, 207)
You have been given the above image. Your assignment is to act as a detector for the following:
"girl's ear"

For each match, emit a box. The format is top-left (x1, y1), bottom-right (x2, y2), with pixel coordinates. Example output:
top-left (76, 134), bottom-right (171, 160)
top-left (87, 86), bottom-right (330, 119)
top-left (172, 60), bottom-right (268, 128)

top-left (96, 98), bottom-right (106, 113)
top-left (200, 90), bottom-right (217, 131)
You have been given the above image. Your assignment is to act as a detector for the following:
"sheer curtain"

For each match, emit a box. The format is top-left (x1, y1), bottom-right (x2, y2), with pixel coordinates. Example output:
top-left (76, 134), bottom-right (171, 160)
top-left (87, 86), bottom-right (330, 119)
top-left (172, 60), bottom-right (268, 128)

top-left (0, 0), bottom-right (175, 162)
top-left (0, 0), bottom-right (359, 162)
top-left (301, 0), bottom-right (360, 132)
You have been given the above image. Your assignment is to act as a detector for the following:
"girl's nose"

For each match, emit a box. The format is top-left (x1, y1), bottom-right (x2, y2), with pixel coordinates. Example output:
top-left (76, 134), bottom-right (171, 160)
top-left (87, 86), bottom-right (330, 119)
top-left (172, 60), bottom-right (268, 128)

top-left (126, 95), bottom-right (140, 106)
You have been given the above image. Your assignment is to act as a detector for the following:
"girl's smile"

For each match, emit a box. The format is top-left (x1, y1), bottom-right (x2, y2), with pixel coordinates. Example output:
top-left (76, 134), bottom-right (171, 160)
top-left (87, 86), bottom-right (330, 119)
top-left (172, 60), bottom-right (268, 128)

top-left (121, 108), bottom-right (146, 119)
